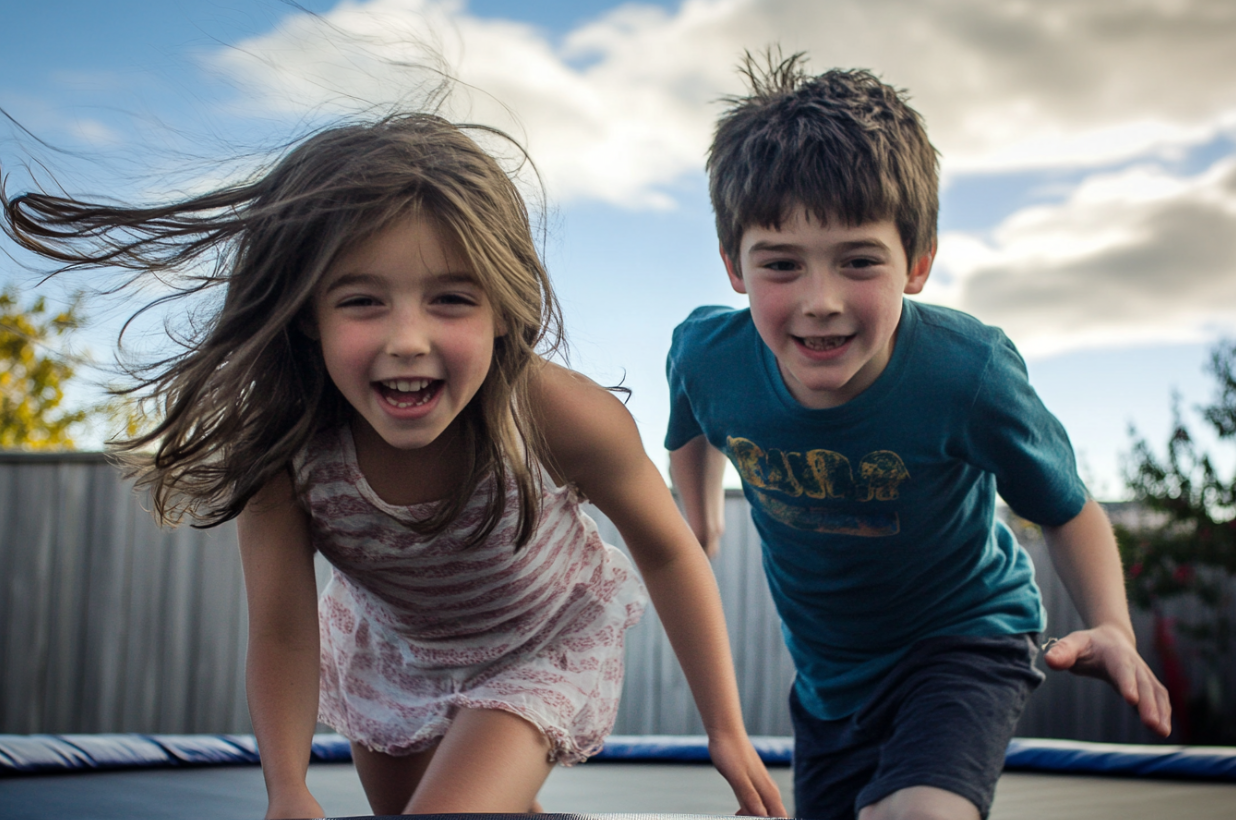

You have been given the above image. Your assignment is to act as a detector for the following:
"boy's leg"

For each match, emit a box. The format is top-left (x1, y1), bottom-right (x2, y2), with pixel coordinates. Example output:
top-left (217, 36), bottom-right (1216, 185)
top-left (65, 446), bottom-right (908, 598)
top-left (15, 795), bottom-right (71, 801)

top-left (790, 686), bottom-right (880, 820)
top-left (853, 634), bottom-right (1043, 820)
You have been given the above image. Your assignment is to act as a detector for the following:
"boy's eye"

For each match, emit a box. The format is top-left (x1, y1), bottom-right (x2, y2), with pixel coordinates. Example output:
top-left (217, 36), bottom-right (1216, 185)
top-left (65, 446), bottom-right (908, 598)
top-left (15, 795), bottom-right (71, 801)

top-left (845, 256), bottom-right (882, 270)
top-left (760, 259), bottom-right (799, 272)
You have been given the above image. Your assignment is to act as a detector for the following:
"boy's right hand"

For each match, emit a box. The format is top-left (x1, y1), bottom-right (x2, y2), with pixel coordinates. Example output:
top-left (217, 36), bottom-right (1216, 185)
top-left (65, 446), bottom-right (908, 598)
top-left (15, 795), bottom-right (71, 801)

top-left (1044, 624), bottom-right (1172, 737)
top-left (708, 732), bottom-right (788, 817)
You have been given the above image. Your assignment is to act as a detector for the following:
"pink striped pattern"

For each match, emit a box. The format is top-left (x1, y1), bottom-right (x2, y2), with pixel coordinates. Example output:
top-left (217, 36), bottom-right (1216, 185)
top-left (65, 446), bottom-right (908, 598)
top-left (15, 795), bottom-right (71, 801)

top-left (295, 426), bottom-right (647, 763)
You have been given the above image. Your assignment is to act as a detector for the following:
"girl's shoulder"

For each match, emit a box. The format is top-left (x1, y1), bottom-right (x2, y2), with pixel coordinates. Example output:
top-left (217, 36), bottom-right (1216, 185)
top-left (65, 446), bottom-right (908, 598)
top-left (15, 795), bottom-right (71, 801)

top-left (292, 424), bottom-right (354, 494)
top-left (527, 362), bottom-right (644, 494)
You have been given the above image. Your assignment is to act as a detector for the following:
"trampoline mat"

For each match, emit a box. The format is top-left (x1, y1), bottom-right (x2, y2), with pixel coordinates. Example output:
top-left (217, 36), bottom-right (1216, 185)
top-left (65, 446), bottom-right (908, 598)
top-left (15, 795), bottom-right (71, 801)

top-left (3, 760), bottom-right (1236, 820)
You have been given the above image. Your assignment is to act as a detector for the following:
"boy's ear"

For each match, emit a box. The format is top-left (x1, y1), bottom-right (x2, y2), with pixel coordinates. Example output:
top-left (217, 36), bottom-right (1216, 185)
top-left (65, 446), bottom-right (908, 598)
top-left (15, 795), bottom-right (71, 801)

top-left (721, 244), bottom-right (747, 294)
top-left (903, 240), bottom-right (937, 296)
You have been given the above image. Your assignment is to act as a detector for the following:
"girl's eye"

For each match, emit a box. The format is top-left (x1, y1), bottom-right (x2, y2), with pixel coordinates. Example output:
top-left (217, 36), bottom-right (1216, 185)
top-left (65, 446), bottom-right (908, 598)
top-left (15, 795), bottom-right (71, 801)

top-left (338, 295), bottom-right (381, 308)
top-left (434, 292), bottom-right (480, 306)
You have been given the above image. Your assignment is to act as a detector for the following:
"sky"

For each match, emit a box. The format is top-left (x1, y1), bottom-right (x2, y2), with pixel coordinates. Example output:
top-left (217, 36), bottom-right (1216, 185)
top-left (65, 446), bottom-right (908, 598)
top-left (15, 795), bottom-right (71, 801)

top-left (2, 0), bottom-right (1235, 499)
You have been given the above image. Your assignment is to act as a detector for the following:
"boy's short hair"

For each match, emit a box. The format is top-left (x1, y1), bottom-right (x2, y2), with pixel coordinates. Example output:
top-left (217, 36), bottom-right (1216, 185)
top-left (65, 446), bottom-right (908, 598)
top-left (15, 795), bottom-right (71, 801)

top-left (708, 52), bottom-right (939, 266)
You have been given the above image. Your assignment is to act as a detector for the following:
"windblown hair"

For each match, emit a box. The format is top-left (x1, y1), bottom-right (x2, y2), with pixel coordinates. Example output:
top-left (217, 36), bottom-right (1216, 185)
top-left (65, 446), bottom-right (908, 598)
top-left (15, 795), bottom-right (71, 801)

top-left (708, 52), bottom-right (939, 266)
top-left (2, 114), bottom-right (562, 547)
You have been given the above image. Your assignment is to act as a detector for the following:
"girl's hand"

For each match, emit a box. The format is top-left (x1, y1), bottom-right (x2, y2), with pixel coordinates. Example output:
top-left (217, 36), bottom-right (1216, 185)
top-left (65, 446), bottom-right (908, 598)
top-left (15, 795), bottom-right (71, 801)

top-left (708, 732), bottom-right (787, 817)
top-left (265, 789), bottom-right (325, 820)
top-left (1043, 624), bottom-right (1172, 737)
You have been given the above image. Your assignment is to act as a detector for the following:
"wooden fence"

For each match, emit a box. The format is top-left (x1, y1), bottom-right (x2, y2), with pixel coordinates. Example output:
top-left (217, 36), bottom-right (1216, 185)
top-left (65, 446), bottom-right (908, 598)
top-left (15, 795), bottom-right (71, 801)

top-left (2, 454), bottom-right (1229, 742)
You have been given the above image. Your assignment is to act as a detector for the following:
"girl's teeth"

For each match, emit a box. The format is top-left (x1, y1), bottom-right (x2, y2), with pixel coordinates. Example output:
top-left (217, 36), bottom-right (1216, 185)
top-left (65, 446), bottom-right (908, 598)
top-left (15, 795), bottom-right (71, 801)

top-left (384, 378), bottom-right (430, 392)
top-left (379, 378), bottom-right (436, 408)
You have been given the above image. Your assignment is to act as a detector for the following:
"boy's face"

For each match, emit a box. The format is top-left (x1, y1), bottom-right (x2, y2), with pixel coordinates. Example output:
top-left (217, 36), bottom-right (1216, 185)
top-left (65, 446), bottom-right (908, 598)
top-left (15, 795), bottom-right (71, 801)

top-left (724, 206), bottom-right (933, 409)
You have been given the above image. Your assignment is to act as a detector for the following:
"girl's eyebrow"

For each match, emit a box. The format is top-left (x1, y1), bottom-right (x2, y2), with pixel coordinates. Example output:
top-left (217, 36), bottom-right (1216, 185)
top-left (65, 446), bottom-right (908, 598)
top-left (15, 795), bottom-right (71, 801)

top-left (322, 270), bottom-right (478, 294)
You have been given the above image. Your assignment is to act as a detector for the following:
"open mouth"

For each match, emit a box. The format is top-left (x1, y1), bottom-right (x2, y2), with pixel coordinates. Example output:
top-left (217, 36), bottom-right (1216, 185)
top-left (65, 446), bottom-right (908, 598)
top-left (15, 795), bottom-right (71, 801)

top-left (376, 378), bottom-right (442, 409)
top-left (796, 335), bottom-right (852, 352)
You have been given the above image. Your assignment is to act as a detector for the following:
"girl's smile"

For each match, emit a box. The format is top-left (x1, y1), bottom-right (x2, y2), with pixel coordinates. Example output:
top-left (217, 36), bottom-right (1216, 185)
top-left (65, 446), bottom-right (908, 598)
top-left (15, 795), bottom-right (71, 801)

top-left (312, 213), bottom-right (502, 455)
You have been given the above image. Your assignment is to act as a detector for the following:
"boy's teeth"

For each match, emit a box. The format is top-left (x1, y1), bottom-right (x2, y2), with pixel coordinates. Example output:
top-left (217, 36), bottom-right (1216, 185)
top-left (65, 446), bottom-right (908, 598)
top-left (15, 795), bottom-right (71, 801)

top-left (801, 336), bottom-right (847, 351)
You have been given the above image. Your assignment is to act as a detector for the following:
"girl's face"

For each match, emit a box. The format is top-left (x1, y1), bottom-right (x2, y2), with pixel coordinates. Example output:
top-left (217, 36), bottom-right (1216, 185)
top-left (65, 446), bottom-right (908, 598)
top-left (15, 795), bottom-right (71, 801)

top-left (312, 214), bottom-right (502, 452)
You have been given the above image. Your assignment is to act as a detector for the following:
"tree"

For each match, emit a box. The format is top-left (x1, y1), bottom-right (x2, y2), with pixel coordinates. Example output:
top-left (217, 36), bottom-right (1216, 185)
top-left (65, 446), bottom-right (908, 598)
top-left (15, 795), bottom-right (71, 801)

top-left (1116, 339), bottom-right (1236, 743)
top-left (0, 286), bottom-right (93, 450)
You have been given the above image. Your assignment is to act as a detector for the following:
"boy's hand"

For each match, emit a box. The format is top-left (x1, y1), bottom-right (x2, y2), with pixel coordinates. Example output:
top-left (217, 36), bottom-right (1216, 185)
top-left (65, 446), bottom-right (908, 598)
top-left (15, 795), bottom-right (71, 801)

top-left (1044, 624), bottom-right (1172, 737)
top-left (708, 733), bottom-right (788, 817)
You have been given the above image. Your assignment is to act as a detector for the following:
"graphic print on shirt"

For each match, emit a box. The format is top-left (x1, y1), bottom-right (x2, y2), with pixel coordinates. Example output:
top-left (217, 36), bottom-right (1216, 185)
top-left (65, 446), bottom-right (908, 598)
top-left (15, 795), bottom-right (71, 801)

top-left (726, 436), bottom-right (909, 537)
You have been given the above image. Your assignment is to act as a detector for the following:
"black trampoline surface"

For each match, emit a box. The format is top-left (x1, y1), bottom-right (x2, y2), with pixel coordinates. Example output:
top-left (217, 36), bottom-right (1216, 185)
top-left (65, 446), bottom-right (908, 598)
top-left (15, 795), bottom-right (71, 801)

top-left (3, 762), bottom-right (1236, 820)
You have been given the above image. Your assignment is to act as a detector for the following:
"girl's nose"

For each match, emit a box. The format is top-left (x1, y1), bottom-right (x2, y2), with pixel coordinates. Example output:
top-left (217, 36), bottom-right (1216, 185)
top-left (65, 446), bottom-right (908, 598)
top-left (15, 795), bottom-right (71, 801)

top-left (385, 313), bottom-right (431, 359)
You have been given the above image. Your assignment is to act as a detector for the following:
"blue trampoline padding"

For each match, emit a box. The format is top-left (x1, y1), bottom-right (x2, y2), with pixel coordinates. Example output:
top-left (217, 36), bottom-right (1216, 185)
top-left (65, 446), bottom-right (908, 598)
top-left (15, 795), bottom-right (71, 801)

top-left (3, 733), bottom-right (1236, 781)
top-left (1004, 738), bottom-right (1236, 780)
top-left (593, 735), bottom-right (793, 766)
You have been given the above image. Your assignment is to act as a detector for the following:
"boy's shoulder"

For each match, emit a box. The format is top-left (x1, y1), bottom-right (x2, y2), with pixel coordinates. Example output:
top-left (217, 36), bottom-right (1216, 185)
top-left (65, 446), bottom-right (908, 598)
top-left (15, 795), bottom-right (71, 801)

top-left (669, 304), bottom-right (756, 363)
top-left (908, 300), bottom-right (1009, 350)
top-left (903, 300), bottom-right (1022, 380)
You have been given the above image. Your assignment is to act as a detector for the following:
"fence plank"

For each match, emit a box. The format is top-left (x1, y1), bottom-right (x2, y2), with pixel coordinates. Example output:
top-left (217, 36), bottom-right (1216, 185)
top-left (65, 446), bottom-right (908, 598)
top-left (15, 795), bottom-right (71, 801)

top-left (1, 456), bottom-right (1230, 742)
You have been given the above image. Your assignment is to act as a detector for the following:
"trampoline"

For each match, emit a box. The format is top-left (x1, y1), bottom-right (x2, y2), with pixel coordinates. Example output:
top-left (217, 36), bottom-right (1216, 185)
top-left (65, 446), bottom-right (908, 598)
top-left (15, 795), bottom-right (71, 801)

top-left (2, 734), bottom-right (1234, 820)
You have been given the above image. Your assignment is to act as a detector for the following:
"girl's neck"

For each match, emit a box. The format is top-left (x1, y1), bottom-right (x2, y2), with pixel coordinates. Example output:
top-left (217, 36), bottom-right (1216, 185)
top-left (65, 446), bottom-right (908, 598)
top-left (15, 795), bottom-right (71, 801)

top-left (350, 416), bottom-right (468, 506)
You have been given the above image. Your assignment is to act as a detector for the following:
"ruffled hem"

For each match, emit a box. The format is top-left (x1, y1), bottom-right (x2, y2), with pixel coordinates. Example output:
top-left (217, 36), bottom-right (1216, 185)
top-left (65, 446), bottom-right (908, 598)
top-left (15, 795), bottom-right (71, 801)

top-left (320, 694), bottom-right (602, 766)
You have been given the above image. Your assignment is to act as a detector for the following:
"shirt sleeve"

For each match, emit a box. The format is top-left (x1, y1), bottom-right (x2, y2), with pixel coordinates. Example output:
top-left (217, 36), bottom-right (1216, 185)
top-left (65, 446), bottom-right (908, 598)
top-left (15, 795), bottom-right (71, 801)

top-left (664, 315), bottom-right (706, 451)
top-left (962, 332), bottom-right (1089, 526)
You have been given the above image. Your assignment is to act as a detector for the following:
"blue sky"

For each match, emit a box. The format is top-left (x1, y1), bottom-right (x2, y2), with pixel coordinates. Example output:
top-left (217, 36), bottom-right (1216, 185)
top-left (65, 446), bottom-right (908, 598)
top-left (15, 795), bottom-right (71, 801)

top-left (3, 0), bottom-right (1235, 499)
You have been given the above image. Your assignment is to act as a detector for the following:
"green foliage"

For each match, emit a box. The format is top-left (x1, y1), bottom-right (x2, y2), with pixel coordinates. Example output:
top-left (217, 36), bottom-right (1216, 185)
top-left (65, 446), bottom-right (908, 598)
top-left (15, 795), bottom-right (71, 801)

top-left (1117, 339), bottom-right (1236, 605)
top-left (0, 287), bottom-right (94, 450)
top-left (1116, 339), bottom-right (1236, 741)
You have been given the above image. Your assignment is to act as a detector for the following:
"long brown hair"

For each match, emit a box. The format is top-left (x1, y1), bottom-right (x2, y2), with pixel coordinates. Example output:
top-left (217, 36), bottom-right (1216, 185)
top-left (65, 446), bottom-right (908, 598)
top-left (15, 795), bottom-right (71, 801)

top-left (2, 114), bottom-right (563, 547)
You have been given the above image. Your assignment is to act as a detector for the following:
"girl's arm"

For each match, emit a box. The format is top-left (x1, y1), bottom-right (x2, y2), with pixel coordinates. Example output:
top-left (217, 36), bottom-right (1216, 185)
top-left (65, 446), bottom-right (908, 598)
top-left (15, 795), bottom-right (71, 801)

top-left (237, 472), bottom-right (327, 820)
top-left (532, 363), bottom-right (786, 817)
top-left (1041, 498), bottom-right (1172, 737)
top-left (668, 435), bottom-right (729, 559)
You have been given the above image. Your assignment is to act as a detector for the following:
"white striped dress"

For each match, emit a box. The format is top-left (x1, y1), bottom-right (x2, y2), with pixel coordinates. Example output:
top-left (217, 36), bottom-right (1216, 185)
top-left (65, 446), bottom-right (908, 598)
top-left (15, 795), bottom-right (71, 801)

top-left (293, 425), bottom-right (647, 764)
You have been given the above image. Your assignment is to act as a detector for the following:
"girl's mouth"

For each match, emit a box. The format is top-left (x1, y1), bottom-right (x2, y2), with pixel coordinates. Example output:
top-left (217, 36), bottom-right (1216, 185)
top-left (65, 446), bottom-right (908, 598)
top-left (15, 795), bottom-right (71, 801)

top-left (376, 378), bottom-right (442, 408)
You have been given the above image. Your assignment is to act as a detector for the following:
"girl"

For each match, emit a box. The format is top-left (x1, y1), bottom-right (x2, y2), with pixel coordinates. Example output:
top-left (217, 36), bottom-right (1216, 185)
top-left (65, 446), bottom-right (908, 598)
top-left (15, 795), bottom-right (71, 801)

top-left (3, 114), bottom-right (786, 819)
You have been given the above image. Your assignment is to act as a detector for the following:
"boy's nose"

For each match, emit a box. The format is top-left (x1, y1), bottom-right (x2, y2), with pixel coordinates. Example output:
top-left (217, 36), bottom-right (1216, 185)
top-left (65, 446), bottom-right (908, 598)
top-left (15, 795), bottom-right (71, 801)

top-left (801, 273), bottom-right (844, 317)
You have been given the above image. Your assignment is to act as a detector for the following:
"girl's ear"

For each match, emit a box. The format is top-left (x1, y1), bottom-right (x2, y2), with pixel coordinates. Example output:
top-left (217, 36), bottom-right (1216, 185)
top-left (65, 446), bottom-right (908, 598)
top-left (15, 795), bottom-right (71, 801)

top-left (493, 311), bottom-right (508, 338)
top-left (298, 311), bottom-right (320, 341)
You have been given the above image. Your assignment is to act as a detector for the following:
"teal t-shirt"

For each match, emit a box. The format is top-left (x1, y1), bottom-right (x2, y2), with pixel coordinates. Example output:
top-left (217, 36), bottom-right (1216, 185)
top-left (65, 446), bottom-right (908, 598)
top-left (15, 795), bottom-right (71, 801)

top-left (665, 299), bottom-right (1088, 720)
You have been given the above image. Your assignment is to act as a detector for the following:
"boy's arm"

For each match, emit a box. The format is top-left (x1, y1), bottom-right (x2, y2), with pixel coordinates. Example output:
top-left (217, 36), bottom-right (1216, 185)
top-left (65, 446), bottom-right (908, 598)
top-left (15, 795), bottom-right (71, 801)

top-left (533, 363), bottom-right (785, 817)
top-left (237, 473), bottom-right (327, 820)
top-left (1041, 498), bottom-right (1172, 737)
top-left (669, 435), bottom-right (728, 558)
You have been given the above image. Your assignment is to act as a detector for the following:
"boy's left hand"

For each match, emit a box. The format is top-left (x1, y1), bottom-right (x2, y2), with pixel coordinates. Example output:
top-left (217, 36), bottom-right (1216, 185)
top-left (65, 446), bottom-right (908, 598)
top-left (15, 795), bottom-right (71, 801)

top-left (1043, 624), bottom-right (1172, 737)
top-left (708, 733), bottom-right (788, 816)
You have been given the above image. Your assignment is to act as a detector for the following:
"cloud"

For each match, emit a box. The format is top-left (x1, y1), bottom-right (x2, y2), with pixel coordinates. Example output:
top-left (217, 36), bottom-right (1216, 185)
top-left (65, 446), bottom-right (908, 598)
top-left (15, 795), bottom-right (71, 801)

top-left (925, 156), bottom-right (1236, 356)
top-left (209, 0), bottom-right (1236, 206)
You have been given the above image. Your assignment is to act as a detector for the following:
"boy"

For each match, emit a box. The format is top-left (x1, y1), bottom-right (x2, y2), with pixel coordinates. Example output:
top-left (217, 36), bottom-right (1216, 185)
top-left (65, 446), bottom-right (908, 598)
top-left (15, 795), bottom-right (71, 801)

top-left (666, 55), bottom-right (1171, 820)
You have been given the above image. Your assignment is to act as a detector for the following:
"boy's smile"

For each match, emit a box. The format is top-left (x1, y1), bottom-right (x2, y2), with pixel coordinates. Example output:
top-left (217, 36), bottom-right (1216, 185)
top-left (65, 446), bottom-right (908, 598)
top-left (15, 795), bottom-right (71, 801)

top-left (725, 207), bottom-right (933, 409)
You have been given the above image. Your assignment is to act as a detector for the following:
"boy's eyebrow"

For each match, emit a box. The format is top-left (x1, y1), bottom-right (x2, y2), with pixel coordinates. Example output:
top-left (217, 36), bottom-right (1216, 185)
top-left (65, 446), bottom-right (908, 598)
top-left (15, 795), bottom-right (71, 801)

top-left (746, 238), bottom-right (893, 253)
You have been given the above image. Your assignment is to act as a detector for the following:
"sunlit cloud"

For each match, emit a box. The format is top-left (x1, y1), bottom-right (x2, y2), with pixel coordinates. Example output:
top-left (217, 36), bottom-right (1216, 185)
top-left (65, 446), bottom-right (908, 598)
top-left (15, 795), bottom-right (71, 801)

top-left (209, 0), bottom-right (1236, 206)
top-left (927, 156), bottom-right (1236, 357)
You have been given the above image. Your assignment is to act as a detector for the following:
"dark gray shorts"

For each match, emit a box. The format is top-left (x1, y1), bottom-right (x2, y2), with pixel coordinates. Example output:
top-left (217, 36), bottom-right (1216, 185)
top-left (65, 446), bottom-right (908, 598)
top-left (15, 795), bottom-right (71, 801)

top-left (791, 633), bottom-right (1044, 820)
